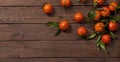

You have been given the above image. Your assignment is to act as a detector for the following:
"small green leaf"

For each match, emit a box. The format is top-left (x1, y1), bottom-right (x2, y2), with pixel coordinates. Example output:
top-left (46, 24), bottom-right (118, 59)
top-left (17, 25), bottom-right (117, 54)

top-left (76, 0), bottom-right (80, 2)
top-left (96, 8), bottom-right (103, 11)
top-left (111, 20), bottom-right (116, 22)
top-left (113, 16), bottom-right (120, 22)
top-left (54, 29), bottom-right (61, 36)
top-left (105, 22), bottom-right (109, 28)
top-left (99, 40), bottom-right (107, 53)
top-left (109, 31), bottom-right (116, 39)
top-left (97, 42), bottom-right (100, 47)
top-left (88, 33), bottom-right (96, 39)
top-left (96, 42), bottom-right (100, 52)
top-left (46, 22), bottom-right (59, 28)
top-left (88, 10), bottom-right (96, 19)
top-left (101, 19), bottom-right (108, 23)
top-left (76, 0), bottom-right (86, 4)
top-left (96, 35), bottom-right (102, 43)
top-left (117, 6), bottom-right (120, 10)
top-left (93, 2), bottom-right (97, 6)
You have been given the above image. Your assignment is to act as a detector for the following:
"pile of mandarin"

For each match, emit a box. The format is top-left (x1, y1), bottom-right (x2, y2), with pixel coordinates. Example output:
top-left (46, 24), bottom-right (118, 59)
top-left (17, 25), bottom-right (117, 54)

top-left (44, 0), bottom-right (120, 52)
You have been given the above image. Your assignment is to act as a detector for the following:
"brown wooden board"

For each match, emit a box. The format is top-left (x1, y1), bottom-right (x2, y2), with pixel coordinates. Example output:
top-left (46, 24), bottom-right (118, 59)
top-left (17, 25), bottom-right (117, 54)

top-left (0, 40), bottom-right (119, 58)
top-left (0, 0), bottom-right (119, 6)
top-left (0, 6), bottom-right (119, 24)
top-left (0, 58), bottom-right (120, 62)
top-left (0, 0), bottom-right (120, 61)
top-left (0, 6), bottom-right (96, 23)
top-left (0, 24), bottom-right (120, 41)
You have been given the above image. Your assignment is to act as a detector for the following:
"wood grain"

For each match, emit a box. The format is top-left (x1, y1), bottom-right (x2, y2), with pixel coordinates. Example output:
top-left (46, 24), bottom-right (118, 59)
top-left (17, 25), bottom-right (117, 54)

top-left (0, 40), bottom-right (119, 58)
top-left (0, 0), bottom-right (119, 6)
top-left (0, 58), bottom-right (120, 62)
top-left (0, 6), bottom-right (93, 23)
top-left (0, 0), bottom-right (120, 61)
top-left (0, 24), bottom-right (120, 41)
top-left (0, 6), bottom-right (119, 24)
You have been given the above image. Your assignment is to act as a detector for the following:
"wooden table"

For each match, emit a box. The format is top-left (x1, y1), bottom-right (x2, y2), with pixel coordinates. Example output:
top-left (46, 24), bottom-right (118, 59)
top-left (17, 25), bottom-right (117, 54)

top-left (0, 0), bottom-right (120, 62)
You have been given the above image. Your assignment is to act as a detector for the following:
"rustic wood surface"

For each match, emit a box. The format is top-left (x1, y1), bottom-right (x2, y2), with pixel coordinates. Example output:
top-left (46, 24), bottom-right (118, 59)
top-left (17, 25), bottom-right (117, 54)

top-left (0, 0), bottom-right (120, 62)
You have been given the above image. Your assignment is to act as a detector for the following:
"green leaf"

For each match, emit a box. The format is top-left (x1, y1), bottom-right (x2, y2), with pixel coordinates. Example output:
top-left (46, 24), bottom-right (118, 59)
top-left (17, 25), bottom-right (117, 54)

top-left (88, 10), bottom-right (96, 19)
top-left (93, 2), bottom-right (97, 6)
top-left (46, 22), bottom-right (59, 28)
top-left (76, 0), bottom-right (86, 3)
top-left (54, 29), bottom-right (61, 36)
top-left (96, 40), bottom-right (101, 52)
top-left (109, 31), bottom-right (116, 39)
top-left (117, 6), bottom-right (120, 10)
top-left (101, 19), bottom-right (108, 23)
top-left (111, 20), bottom-right (116, 22)
top-left (113, 16), bottom-right (120, 22)
top-left (96, 8), bottom-right (103, 11)
top-left (96, 42), bottom-right (100, 52)
top-left (87, 10), bottom-right (97, 23)
top-left (96, 35), bottom-right (102, 43)
top-left (76, 0), bottom-right (80, 2)
top-left (99, 41), bottom-right (107, 53)
top-left (88, 33), bottom-right (96, 39)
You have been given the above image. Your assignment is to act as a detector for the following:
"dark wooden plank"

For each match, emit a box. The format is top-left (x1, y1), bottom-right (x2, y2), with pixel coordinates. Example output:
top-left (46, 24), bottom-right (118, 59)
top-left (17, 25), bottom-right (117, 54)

top-left (0, 0), bottom-right (118, 6)
top-left (0, 40), bottom-right (119, 58)
top-left (0, 24), bottom-right (120, 41)
top-left (0, 6), bottom-right (119, 24)
top-left (0, 58), bottom-right (120, 62)
top-left (0, 6), bottom-right (93, 23)
top-left (22, 41), bottom-right (120, 58)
